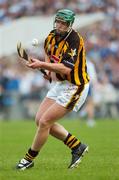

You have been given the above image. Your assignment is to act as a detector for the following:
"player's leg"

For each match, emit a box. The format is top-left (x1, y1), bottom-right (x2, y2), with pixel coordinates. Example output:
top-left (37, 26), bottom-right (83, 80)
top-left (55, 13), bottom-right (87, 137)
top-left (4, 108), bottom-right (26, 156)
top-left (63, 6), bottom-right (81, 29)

top-left (33, 98), bottom-right (88, 169)
top-left (35, 96), bottom-right (81, 154)
top-left (35, 97), bottom-right (70, 140)
top-left (29, 102), bottom-right (88, 168)
top-left (50, 123), bottom-right (69, 140)
top-left (35, 98), bottom-right (84, 154)
top-left (49, 121), bottom-right (88, 169)
top-left (35, 97), bottom-right (55, 126)
top-left (16, 102), bottom-right (70, 170)
top-left (86, 96), bottom-right (95, 127)
top-left (86, 85), bottom-right (95, 127)
top-left (31, 102), bottom-right (70, 151)
top-left (16, 82), bottom-right (89, 170)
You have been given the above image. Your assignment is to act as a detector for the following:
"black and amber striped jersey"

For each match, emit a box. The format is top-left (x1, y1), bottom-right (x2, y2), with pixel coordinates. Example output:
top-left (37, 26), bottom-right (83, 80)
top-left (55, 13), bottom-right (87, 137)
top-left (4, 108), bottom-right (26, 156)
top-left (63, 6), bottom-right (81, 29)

top-left (44, 29), bottom-right (90, 86)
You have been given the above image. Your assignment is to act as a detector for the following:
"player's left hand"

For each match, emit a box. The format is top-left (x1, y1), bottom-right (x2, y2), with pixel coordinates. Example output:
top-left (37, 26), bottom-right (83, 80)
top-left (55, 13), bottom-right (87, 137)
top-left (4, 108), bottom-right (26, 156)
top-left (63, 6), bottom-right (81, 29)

top-left (27, 58), bottom-right (42, 69)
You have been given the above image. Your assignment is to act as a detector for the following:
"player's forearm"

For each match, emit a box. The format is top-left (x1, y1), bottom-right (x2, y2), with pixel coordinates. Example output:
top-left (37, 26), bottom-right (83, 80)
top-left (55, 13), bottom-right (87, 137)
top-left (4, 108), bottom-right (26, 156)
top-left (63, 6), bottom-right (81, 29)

top-left (40, 61), bottom-right (71, 75)
top-left (27, 58), bottom-right (71, 75)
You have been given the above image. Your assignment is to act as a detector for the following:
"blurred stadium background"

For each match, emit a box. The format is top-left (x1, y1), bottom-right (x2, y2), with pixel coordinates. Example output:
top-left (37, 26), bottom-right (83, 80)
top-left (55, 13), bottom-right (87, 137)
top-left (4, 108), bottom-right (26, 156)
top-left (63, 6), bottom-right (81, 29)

top-left (0, 0), bottom-right (119, 121)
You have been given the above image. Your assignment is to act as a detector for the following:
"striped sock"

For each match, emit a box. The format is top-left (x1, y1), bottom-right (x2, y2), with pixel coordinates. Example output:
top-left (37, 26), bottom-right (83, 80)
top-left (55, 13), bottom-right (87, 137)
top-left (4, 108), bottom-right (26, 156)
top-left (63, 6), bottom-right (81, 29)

top-left (64, 133), bottom-right (81, 150)
top-left (24, 148), bottom-right (39, 162)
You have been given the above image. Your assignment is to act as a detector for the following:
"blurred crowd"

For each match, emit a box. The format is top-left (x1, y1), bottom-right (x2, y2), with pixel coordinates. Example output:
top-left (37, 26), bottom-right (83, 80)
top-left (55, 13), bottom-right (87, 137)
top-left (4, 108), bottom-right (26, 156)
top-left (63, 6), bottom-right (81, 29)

top-left (0, 0), bottom-right (119, 120)
top-left (0, 0), bottom-right (119, 24)
top-left (82, 21), bottom-right (119, 89)
top-left (0, 56), bottom-right (49, 119)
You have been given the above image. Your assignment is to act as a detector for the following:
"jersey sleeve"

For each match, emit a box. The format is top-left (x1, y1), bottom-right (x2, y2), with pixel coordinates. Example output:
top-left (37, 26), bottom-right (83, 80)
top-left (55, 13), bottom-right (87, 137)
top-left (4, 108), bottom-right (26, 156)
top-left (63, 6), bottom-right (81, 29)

top-left (61, 36), bottom-right (81, 70)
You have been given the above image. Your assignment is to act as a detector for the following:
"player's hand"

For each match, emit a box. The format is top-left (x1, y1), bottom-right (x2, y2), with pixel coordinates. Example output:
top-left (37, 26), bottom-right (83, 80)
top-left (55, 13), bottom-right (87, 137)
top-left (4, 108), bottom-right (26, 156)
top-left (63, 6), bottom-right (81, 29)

top-left (27, 58), bottom-right (42, 69)
top-left (43, 71), bottom-right (51, 81)
top-left (43, 74), bottom-right (51, 81)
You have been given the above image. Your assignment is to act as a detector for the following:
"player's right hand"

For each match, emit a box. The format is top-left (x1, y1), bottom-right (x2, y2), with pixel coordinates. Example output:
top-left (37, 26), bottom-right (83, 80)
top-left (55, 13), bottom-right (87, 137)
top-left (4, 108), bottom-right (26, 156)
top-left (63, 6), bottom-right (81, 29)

top-left (43, 74), bottom-right (52, 82)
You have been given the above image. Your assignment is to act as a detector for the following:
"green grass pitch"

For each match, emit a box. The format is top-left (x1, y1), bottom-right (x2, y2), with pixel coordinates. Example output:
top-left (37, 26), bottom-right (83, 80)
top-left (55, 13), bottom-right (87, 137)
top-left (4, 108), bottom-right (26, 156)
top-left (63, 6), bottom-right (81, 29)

top-left (0, 119), bottom-right (119, 180)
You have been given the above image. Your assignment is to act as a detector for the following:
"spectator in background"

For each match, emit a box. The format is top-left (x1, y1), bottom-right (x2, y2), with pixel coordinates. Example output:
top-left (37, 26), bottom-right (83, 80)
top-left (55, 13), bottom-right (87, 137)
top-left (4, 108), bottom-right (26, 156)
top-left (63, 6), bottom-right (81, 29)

top-left (85, 58), bottom-right (98, 127)
top-left (97, 73), bottom-right (118, 118)
top-left (1, 0), bottom-right (119, 24)
top-left (79, 57), bottom-right (100, 126)
top-left (19, 70), bottom-right (47, 118)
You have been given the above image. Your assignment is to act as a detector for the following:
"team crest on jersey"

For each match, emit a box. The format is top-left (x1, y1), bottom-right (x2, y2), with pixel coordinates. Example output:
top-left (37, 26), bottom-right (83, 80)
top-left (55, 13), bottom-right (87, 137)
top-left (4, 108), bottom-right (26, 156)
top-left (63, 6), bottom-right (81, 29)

top-left (68, 49), bottom-right (77, 58)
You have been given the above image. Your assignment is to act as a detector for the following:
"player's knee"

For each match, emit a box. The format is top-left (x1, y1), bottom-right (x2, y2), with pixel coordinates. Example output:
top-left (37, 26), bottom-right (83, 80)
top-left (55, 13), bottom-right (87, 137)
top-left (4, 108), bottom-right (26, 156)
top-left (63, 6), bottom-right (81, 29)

top-left (35, 118), bottom-right (39, 126)
top-left (36, 120), bottom-right (39, 127)
top-left (35, 114), bottom-right (42, 126)
top-left (39, 117), bottom-right (51, 129)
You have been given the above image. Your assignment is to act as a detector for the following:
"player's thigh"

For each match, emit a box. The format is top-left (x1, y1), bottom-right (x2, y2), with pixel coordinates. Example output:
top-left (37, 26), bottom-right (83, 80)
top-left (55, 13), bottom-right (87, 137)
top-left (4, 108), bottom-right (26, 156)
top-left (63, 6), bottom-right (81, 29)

top-left (35, 97), bottom-right (55, 125)
top-left (39, 103), bottom-right (70, 128)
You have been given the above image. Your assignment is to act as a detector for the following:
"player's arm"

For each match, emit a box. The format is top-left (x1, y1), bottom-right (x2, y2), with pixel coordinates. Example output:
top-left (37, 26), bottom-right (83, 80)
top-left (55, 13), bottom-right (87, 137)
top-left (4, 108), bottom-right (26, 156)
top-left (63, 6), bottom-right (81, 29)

top-left (27, 59), bottom-right (71, 76)
top-left (29, 35), bottom-right (71, 76)
top-left (27, 37), bottom-right (80, 76)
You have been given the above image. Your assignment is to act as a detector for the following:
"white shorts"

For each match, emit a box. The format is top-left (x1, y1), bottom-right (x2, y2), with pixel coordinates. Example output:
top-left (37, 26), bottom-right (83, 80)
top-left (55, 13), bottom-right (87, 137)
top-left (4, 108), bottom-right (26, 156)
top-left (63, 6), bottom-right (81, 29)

top-left (46, 81), bottom-right (89, 112)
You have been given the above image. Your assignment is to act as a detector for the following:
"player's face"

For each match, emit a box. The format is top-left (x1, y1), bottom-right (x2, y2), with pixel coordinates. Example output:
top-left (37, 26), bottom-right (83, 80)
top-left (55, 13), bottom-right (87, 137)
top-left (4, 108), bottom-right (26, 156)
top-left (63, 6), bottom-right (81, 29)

top-left (55, 19), bottom-right (69, 34)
